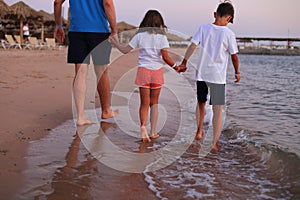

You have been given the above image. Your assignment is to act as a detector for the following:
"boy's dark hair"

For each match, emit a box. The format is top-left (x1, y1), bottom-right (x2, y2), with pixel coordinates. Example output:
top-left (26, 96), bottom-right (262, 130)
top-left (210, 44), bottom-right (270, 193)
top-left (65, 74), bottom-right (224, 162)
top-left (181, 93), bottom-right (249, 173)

top-left (137, 10), bottom-right (167, 35)
top-left (216, 2), bottom-right (234, 23)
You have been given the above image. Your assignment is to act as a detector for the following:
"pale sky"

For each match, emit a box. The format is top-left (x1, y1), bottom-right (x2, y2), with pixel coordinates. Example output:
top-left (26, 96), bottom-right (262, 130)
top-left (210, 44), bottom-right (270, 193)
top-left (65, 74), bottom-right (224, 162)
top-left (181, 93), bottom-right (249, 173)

top-left (4, 0), bottom-right (300, 38)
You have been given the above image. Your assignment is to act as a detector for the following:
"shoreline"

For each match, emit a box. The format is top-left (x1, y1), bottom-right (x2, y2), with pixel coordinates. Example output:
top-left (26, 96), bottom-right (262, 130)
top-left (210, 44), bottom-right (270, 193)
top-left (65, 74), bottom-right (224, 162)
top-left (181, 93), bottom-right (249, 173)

top-left (0, 48), bottom-right (160, 199)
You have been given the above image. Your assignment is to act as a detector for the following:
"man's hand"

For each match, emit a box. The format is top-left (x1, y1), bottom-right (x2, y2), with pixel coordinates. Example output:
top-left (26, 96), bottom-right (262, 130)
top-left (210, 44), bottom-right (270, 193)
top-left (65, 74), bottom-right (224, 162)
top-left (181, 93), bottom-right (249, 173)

top-left (109, 34), bottom-right (119, 46)
top-left (54, 27), bottom-right (65, 44)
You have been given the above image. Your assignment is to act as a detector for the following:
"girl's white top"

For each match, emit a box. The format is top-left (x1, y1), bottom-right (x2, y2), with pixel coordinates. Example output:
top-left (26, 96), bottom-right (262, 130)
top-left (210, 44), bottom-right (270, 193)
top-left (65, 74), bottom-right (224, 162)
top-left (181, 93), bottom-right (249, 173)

top-left (129, 31), bottom-right (170, 70)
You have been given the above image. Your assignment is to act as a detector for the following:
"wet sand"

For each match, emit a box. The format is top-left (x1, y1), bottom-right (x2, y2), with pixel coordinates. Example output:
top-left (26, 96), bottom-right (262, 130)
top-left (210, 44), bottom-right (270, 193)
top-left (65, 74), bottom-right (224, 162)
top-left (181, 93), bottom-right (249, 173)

top-left (0, 47), bottom-right (185, 199)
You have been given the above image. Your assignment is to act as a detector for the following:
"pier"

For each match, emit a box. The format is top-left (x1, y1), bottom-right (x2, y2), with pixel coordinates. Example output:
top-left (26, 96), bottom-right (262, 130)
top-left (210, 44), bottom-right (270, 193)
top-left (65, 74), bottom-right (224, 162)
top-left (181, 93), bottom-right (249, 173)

top-left (237, 37), bottom-right (300, 55)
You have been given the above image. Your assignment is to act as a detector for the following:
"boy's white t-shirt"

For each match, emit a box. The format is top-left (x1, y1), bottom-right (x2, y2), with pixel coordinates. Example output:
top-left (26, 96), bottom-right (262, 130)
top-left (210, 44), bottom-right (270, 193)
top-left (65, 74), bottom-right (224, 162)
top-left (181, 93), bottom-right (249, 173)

top-left (191, 23), bottom-right (238, 84)
top-left (129, 31), bottom-right (170, 70)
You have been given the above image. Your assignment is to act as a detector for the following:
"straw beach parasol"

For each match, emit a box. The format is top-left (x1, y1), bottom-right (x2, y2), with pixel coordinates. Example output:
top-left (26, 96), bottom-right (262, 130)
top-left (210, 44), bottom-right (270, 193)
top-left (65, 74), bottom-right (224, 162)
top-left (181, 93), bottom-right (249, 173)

top-left (37, 10), bottom-right (55, 41)
top-left (9, 1), bottom-right (40, 44)
top-left (0, 0), bottom-right (11, 18)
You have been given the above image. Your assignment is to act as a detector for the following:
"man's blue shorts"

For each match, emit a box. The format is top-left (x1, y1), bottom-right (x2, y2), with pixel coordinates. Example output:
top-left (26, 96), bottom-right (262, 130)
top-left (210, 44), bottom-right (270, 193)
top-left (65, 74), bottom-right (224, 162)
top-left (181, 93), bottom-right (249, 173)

top-left (68, 32), bottom-right (111, 65)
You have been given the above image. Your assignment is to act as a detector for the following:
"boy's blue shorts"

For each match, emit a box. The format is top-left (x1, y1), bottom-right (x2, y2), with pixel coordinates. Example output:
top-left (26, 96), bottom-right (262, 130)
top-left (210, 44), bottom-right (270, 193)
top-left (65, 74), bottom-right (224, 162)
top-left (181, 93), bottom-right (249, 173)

top-left (197, 81), bottom-right (225, 105)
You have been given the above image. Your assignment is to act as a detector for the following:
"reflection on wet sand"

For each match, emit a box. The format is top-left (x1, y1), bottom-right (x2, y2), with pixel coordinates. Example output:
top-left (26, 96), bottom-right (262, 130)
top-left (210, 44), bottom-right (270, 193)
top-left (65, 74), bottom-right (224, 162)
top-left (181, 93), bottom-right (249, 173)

top-left (20, 122), bottom-right (156, 199)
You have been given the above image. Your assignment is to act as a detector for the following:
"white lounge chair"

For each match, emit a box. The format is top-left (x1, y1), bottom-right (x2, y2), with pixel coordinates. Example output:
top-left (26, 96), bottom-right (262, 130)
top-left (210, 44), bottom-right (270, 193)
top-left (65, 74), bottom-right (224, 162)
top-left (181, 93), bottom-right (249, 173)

top-left (4, 34), bottom-right (22, 49)
top-left (45, 38), bottom-right (56, 50)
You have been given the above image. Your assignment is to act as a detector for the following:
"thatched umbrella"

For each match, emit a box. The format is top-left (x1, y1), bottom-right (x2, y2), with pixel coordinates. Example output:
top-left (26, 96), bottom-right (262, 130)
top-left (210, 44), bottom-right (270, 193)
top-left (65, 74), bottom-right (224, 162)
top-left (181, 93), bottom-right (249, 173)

top-left (9, 1), bottom-right (40, 44)
top-left (37, 10), bottom-right (54, 41)
top-left (117, 21), bottom-right (136, 43)
top-left (117, 21), bottom-right (136, 32)
top-left (0, 0), bottom-right (11, 18)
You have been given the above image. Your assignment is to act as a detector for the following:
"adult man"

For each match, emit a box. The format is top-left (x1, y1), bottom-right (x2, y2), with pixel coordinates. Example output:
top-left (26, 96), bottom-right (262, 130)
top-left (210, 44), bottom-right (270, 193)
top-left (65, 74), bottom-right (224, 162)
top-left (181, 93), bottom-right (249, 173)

top-left (54, 0), bottom-right (119, 126)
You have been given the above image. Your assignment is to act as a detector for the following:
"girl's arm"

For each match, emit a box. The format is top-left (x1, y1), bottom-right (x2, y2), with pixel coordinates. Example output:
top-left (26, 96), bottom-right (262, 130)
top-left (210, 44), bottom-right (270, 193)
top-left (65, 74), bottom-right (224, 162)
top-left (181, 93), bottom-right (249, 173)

top-left (116, 44), bottom-right (133, 54)
top-left (161, 48), bottom-right (176, 68)
top-left (110, 35), bottom-right (133, 54)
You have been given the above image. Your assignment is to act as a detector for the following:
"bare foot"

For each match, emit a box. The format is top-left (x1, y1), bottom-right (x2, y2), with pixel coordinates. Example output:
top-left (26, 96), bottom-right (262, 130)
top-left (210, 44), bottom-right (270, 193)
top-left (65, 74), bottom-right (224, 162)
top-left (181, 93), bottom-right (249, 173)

top-left (212, 142), bottom-right (220, 151)
top-left (100, 121), bottom-right (117, 132)
top-left (195, 130), bottom-right (204, 140)
top-left (141, 126), bottom-right (151, 143)
top-left (77, 118), bottom-right (94, 126)
top-left (101, 109), bottom-right (119, 119)
top-left (150, 133), bottom-right (160, 139)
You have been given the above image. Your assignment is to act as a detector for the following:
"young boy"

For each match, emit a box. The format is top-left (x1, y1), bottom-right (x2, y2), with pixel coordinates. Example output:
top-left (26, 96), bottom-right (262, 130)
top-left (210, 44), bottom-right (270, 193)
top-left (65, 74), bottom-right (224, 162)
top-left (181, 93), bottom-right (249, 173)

top-left (178, 2), bottom-right (240, 151)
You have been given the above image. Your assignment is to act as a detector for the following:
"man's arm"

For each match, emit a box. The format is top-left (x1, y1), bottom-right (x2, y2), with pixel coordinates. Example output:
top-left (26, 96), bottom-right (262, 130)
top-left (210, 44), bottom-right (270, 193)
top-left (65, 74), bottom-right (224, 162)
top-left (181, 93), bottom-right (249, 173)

top-left (104, 0), bottom-right (117, 36)
top-left (54, 0), bottom-right (65, 43)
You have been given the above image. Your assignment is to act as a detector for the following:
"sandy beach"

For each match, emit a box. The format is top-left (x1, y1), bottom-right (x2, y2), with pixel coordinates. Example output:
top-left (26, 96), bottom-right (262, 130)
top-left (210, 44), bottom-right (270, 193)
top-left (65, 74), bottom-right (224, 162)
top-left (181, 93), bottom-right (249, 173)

top-left (0, 47), bottom-right (174, 199)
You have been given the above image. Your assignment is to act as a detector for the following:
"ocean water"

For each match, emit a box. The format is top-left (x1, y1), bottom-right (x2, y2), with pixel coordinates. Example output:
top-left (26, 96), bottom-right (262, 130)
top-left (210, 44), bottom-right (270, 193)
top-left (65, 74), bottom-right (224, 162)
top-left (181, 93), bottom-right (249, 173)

top-left (18, 55), bottom-right (300, 199)
top-left (143, 54), bottom-right (300, 199)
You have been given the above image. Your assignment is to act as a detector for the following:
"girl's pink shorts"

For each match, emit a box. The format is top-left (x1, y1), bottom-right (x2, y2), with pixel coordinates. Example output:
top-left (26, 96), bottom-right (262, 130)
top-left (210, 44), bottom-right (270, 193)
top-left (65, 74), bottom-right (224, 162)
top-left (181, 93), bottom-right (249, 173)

top-left (135, 67), bottom-right (164, 89)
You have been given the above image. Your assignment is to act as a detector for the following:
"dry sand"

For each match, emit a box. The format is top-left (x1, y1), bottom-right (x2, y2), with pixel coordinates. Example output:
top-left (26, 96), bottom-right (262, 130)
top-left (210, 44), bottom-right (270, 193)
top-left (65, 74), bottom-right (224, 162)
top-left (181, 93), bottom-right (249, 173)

top-left (0, 47), bottom-right (178, 199)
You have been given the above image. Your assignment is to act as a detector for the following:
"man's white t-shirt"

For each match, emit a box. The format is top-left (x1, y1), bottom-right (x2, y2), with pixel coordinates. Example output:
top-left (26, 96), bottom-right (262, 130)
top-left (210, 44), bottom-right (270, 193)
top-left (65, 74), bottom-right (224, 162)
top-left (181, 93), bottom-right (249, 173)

top-left (129, 31), bottom-right (170, 70)
top-left (191, 23), bottom-right (238, 84)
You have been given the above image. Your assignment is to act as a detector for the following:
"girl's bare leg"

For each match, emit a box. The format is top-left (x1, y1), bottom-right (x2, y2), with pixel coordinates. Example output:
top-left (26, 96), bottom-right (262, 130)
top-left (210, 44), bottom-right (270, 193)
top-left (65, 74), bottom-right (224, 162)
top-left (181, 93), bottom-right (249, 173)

top-left (139, 87), bottom-right (151, 142)
top-left (150, 88), bottom-right (161, 139)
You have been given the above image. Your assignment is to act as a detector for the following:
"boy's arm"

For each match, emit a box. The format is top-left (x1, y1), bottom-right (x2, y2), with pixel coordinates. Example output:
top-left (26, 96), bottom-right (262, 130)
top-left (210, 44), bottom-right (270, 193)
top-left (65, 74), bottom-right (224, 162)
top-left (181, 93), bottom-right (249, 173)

top-left (177, 43), bottom-right (197, 72)
top-left (231, 54), bottom-right (240, 82)
top-left (182, 43), bottom-right (197, 65)
top-left (161, 48), bottom-right (176, 68)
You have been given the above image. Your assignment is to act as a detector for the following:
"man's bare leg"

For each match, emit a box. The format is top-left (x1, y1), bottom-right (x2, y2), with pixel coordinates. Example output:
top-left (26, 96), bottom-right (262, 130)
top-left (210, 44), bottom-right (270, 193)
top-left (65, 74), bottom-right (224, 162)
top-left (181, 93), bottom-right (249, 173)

top-left (195, 102), bottom-right (206, 140)
top-left (94, 65), bottom-right (119, 119)
top-left (212, 105), bottom-right (223, 150)
top-left (74, 64), bottom-right (93, 126)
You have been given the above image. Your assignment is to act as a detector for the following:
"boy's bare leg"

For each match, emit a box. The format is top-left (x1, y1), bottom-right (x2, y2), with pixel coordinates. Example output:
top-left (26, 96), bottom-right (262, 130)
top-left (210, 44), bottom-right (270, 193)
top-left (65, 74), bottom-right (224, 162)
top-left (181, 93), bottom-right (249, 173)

top-left (94, 65), bottom-right (119, 119)
top-left (195, 102), bottom-right (206, 140)
top-left (150, 88), bottom-right (161, 139)
top-left (74, 64), bottom-right (93, 126)
top-left (212, 105), bottom-right (223, 150)
top-left (139, 87), bottom-right (151, 142)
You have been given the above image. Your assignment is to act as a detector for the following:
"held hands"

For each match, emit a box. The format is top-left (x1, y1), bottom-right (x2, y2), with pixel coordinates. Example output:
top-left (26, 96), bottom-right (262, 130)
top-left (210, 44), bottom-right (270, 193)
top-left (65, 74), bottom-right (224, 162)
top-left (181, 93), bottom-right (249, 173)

top-left (109, 34), bottom-right (119, 47)
top-left (175, 63), bottom-right (187, 73)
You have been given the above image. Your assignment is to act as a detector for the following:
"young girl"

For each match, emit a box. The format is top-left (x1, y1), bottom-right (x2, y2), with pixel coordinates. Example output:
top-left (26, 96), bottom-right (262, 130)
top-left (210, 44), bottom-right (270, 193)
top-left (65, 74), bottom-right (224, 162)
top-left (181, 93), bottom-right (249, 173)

top-left (110, 10), bottom-right (178, 142)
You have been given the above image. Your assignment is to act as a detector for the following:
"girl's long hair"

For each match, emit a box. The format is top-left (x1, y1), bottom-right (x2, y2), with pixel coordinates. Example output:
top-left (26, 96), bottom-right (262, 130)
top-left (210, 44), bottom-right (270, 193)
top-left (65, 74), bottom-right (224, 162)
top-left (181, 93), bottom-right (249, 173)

top-left (137, 10), bottom-right (167, 35)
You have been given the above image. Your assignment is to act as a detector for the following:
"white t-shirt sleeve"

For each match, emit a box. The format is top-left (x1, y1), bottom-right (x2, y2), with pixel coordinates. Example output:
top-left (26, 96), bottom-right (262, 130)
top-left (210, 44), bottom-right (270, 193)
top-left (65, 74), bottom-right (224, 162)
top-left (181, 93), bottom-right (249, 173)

top-left (191, 27), bottom-right (201, 45)
top-left (159, 35), bottom-right (170, 49)
top-left (128, 34), bottom-right (139, 49)
top-left (228, 32), bottom-right (238, 55)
